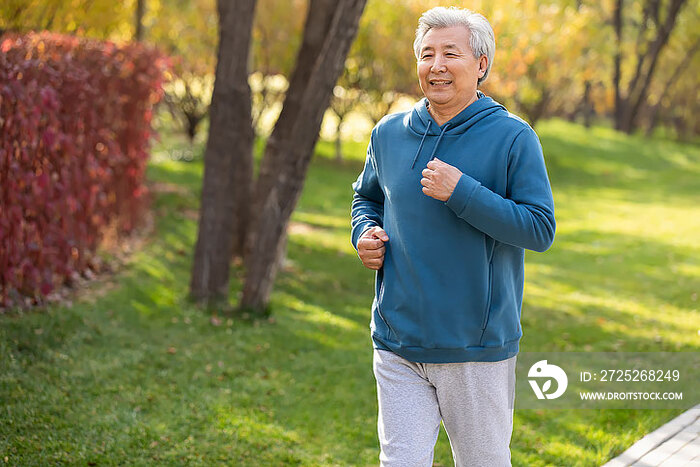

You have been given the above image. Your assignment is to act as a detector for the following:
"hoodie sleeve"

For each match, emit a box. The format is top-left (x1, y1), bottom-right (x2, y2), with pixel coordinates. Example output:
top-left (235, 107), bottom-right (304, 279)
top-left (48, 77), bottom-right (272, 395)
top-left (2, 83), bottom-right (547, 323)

top-left (351, 131), bottom-right (385, 250)
top-left (445, 127), bottom-right (556, 252)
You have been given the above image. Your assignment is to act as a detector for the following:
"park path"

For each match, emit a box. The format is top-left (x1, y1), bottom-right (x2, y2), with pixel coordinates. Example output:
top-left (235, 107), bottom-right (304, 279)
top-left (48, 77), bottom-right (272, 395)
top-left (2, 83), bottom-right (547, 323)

top-left (602, 404), bottom-right (700, 466)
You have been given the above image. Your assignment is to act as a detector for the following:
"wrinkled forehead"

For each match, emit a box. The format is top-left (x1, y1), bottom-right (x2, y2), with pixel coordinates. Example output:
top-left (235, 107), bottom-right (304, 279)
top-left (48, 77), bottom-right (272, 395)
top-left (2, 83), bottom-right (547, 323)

top-left (419, 26), bottom-right (471, 53)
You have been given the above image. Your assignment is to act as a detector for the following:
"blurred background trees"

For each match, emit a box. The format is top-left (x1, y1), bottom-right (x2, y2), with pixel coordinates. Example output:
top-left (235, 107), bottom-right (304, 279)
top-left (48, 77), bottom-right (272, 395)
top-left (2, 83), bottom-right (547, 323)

top-left (4, 0), bottom-right (696, 140)
top-left (2, 0), bottom-right (697, 309)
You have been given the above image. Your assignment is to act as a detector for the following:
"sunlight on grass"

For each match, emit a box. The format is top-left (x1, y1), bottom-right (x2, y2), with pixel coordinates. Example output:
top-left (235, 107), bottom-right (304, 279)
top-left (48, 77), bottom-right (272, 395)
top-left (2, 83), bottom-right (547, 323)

top-left (293, 211), bottom-right (350, 229)
top-left (216, 410), bottom-right (302, 446)
top-left (277, 292), bottom-right (362, 332)
top-left (2, 118), bottom-right (698, 465)
top-left (547, 441), bottom-right (589, 461)
top-left (558, 200), bottom-right (700, 244)
top-left (289, 229), bottom-right (356, 257)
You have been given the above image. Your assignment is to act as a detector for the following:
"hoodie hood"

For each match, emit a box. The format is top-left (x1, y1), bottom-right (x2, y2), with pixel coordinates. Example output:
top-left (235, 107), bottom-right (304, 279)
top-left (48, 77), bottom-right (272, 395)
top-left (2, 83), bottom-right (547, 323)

top-left (409, 91), bottom-right (506, 135)
top-left (409, 92), bottom-right (507, 168)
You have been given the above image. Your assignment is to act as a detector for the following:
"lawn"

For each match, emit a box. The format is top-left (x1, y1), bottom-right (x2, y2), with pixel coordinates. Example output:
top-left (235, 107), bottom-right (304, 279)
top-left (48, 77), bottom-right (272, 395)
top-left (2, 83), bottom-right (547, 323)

top-left (1, 119), bottom-right (698, 465)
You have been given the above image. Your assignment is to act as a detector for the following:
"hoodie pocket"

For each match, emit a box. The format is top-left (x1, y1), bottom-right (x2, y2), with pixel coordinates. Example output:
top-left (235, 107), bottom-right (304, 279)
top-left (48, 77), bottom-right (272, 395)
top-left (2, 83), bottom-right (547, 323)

top-left (480, 260), bottom-right (494, 330)
top-left (374, 269), bottom-right (398, 341)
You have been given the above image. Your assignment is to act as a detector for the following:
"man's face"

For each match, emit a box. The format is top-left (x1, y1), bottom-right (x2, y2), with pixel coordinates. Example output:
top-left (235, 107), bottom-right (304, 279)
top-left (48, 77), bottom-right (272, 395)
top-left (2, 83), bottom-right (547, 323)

top-left (417, 26), bottom-right (485, 109)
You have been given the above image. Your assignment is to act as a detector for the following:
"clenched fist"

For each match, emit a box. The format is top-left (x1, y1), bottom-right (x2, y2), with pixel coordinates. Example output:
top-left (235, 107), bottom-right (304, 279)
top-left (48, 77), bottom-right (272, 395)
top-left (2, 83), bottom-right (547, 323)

top-left (357, 226), bottom-right (389, 270)
top-left (420, 158), bottom-right (462, 201)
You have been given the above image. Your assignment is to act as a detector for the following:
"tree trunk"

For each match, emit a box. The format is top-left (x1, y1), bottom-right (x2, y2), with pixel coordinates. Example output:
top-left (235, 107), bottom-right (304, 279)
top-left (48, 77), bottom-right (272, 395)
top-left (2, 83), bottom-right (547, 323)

top-left (515, 85), bottom-right (549, 128)
top-left (335, 117), bottom-right (343, 161)
top-left (530, 88), bottom-right (550, 128)
top-left (645, 38), bottom-right (699, 136)
top-left (190, 0), bottom-right (256, 303)
top-left (613, 0), bottom-right (624, 131)
top-left (614, 0), bottom-right (687, 133)
top-left (135, 0), bottom-right (145, 41)
top-left (582, 80), bottom-right (593, 128)
top-left (239, 0), bottom-right (367, 313)
top-left (624, 0), bottom-right (686, 132)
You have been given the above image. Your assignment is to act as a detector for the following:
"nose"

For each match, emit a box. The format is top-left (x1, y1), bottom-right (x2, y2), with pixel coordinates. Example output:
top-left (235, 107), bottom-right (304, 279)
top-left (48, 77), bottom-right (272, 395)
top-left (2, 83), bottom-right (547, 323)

top-left (430, 55), bottom-right (447, 73)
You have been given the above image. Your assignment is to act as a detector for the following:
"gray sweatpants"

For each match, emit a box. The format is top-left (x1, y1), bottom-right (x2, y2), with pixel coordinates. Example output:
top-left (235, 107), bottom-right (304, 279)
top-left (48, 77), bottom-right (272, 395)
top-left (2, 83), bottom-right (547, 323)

top-left (373, 349), bottom-right (516, 467)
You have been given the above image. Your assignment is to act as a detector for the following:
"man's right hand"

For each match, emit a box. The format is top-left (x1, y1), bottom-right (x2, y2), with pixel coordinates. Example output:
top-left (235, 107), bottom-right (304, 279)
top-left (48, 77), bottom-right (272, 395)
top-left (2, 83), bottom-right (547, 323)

top-left (357, 226), bottom-right (389, 270)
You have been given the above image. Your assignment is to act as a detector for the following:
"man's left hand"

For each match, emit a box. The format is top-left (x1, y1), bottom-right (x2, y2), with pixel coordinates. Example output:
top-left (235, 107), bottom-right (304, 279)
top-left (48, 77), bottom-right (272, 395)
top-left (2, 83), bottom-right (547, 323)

top-left (420, 158), bottom-right (463, 202)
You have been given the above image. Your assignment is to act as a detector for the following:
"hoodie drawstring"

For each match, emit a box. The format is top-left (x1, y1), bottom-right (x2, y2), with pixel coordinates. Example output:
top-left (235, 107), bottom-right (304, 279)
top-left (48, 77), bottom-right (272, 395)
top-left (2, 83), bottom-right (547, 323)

top-left (411, 121), bottom-right (449, 169)
top-left (428, 124), bottom-right (449, 161)
top-left (410, 120), bottom-right (431, 169)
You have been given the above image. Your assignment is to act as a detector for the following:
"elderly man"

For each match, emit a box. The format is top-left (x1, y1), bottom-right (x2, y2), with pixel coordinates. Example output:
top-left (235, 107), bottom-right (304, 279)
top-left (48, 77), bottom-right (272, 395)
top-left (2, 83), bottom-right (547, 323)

top-left (350, 6), bottom-right (556, 467)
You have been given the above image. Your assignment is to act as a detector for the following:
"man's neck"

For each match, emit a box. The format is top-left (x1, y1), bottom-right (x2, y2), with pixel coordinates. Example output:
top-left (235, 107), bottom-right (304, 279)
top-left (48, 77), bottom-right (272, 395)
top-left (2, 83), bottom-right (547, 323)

top-left (427, 92), bottom-right (479, 126)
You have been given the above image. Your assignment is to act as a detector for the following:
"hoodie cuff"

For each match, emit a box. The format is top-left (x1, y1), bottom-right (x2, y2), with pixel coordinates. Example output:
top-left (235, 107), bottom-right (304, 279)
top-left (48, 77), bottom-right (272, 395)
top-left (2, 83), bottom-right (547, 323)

top-left (445, 173), bottom-right (480, 219)
top-left (351, 222), bottom-right (375, 251)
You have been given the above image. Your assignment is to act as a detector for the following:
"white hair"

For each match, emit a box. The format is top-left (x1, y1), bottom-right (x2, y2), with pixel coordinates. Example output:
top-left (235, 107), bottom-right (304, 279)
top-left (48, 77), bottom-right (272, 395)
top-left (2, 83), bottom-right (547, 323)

top-left (413, 6), bottom-right (495, 84)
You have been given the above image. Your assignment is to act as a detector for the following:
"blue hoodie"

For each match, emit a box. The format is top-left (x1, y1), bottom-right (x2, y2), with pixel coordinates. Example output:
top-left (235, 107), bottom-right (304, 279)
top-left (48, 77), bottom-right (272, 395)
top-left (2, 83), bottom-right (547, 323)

top-left (351, 93), bottom-right (555, 363)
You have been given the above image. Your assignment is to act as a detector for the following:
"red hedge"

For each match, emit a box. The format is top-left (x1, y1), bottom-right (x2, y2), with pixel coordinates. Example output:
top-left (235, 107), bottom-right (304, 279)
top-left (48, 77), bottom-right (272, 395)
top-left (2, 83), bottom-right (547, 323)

top-left (0, 32), bottom-right (169, 308)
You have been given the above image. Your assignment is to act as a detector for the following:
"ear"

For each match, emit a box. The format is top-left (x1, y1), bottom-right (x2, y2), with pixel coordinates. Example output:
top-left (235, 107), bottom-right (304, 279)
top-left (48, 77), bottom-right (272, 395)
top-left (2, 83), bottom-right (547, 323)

top-left (478, 55), bottom-right (488, 77)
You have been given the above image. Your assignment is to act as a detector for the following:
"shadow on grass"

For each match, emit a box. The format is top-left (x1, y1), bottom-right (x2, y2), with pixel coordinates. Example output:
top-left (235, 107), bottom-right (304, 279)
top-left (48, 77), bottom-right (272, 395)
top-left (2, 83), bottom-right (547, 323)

top-left (540, 122), bottom-right (700, 203)
top-left (522, 228), bottom-right (698, 352)
top-left (535, 229), bottom-right (698, 300)
top-left (3, 120), bottom-right (698, 465)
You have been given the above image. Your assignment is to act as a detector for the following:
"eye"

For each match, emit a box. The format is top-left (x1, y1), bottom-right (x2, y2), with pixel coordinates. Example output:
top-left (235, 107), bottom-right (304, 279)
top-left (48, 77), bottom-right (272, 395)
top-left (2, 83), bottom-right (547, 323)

top-left (421, 54), bottom-right (433, 59)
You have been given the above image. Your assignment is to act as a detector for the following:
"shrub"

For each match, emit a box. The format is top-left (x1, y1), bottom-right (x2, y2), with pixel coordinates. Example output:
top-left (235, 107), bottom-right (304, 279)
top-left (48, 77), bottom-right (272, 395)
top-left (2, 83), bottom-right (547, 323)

top-left (0, 31), bottom-right (169, 308)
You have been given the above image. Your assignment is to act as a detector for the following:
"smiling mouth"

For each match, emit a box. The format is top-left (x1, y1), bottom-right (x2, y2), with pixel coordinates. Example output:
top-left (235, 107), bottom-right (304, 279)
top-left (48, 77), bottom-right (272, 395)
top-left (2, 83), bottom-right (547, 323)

top-left (429, 79), bottom-right (452, 86)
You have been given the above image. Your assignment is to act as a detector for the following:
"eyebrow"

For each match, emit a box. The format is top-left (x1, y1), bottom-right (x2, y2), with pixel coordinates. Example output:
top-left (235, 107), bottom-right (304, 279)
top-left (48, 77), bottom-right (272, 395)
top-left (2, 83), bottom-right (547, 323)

top-left (420, 43), bottom-right (463, 53)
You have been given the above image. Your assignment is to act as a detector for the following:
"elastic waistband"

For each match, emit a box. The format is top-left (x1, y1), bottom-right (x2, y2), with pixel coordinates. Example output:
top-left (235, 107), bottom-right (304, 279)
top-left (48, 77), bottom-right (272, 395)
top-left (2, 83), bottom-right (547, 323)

top-left (372, 334), bottom-right (519, 364)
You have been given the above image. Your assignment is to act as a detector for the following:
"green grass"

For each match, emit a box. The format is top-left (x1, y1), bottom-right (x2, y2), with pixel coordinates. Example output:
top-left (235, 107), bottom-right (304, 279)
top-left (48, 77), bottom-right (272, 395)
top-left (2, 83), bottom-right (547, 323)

top-left (1, 119), bottom-right (698, 465)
